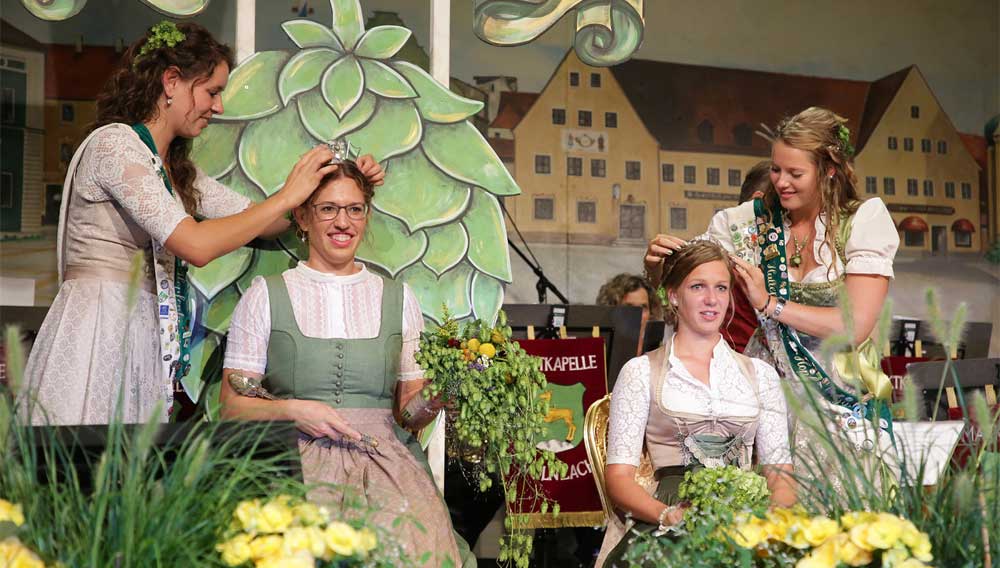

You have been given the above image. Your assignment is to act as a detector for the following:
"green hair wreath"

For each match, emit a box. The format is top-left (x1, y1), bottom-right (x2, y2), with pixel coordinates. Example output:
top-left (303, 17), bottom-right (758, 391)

top-left (837, 124), bottom-right (856, 158)
top-left (134, 21), bottom-right (186, 66)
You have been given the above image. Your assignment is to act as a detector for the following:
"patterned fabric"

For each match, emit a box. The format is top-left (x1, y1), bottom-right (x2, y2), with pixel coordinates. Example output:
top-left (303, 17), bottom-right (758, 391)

top-left (607, 336), bottom-right (791, 467)
top-left (225, 263), bottom-right (425, 380)
top-left (23, 123), bottom-right (250, 425)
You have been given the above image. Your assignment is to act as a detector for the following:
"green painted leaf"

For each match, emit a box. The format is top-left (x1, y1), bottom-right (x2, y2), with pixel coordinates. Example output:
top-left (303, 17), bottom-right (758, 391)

top-left (422, 121), bottom-right (519, 196)
top-left (191, 122), bottom-right (242, 178)
top-left (203, 285), bottom-right (240, 335)
top-left (189, 246), bottom-right (253, 301)
top-left (281, 19), bottom-right (343, 50)
top-left (421, 223), bottom-right (468, 276)
top-left (218, 166), bottom-right (266, 203)
top-left (237, 248), bottom-right (296, 294)
top-left (181, 332), bottom-right (221, 405)
top-left (472, 272), bottom-right (504, 323)
top-left (356, 209), bottom-right (427, 277)
top-left (393, 61), bottom-right (484, 123)
top-left (330, 0), bottom-right (365, 50)
top-left (372, 151), bottom-right (470, 231)
top-left (354, 25), bottom-right (411, 59)
top-left (239, 104), bottom-right (317, 195)
top-left (321, 55), bottom-right (365, 119)
top-left (298, 90), bottom-right (375, 142)
top-left (218, 51), bottom-right (289, 121)
top-left (360, 59), bottom-right (416, 99)
top-left (345, 100), bottom-right (421, 162)
top-left (400, 262), bottom-right (473, 324)
top-left (462, 189), bottom-right (512, 282)
top-left (278, 48), bottom-right (339, 105)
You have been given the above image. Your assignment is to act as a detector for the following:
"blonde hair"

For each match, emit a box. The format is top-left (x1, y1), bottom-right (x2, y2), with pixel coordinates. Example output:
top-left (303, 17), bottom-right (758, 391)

top-left (759, 107), bottom-right (861, 273)
top-left (658, 240), bottom-right (734, 327)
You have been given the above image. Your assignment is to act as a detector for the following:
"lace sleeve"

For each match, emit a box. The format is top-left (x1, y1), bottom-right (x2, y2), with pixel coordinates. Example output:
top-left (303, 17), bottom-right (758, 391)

top-left (194, 168), bottom-right (252, 219)
top-left (607, 356), bottom-right (651, 467)
top-left (844, 198), bottom-right (899, 278)
top-left (398, 284), bottom-right (425, 381)
top-left (223, 276), bottom-right (272, 374)
top-left (84, 125), bottom-right (190, 244)
top-left (752, 359), bottom-right (792, 465)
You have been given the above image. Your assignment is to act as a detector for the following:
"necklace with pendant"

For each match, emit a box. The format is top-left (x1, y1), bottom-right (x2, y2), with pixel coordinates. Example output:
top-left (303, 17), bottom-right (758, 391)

top-left (790, 230), bottom-right (807, 267)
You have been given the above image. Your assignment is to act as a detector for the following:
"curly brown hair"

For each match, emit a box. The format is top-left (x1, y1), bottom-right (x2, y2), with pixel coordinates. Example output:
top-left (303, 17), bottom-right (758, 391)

top-left (94, 22), bottom-right (234, 215)
top-left (595, 273), bottom-right (663, 320)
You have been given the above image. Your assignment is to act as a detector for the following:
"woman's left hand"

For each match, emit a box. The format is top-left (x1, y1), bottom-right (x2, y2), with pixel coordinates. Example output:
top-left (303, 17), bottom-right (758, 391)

top-left (730, 256), bottom-right (769, 311)
top-left (356, 154), bottom-right (386, 186)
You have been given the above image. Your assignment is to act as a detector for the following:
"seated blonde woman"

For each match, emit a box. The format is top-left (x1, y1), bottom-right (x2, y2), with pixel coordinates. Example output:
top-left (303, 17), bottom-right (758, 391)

top-left (599, 240), bottom-right (795, 567)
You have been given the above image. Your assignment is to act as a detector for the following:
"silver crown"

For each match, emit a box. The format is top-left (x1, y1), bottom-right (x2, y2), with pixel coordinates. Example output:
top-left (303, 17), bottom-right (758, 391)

top-left (326, 138), bottom-right (358, 164)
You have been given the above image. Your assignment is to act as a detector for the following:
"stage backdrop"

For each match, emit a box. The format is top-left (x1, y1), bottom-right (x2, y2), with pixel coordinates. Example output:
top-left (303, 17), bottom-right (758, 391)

top-left (512, 336), bottom-right (608, 528)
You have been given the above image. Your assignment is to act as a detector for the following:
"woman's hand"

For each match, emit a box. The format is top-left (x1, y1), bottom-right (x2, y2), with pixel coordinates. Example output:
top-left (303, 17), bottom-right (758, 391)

top-left (277, 145), bottom-right (341, 209)
top-left (287, 399), bottom-right (362, 441)
top-left (730, 256), bottom-right (769, 312)
top-left (644, 234), bottom-right (687, 283)
top-left (356, 154), bottom-right (386, 186)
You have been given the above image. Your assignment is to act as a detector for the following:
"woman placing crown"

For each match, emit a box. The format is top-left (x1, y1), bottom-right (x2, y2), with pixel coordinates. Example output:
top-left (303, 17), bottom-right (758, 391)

top-left (643, 107), bottom-right (899, 489)
top-left (21, 22), bottom-right (385, 426)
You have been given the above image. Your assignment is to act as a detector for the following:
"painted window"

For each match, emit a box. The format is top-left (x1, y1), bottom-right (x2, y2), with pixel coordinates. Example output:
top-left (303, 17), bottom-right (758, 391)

top-left (619, 204), bottom-right (645, 239)
top-left (883, 177), bottom-right (896, 195)
top-left (567, 157), bottom-right (582, 176)
top-left (865, 176), bottom-right (877, 194)
top-left (888, 136), bottom-right (898, 150)
top-left (534, 197), bottom-right (554, 220)
top-left (904, 231), bottom-right (925, 247)
top-left (733, 123), bottom-right (753, 146)
top-left (921, 139), bottom-right (931, 153)
top-left (578, 110), bottom-right (592, 127)
top-left (706, 167), bottom-right (720, 186)
top-left (904, 138), bottom-right (914, 152)
top-left (662, 163), bottom-right (674, 182)
top-left (625, 161), bottom-right (641, 180)
top-left (728, 169), bottom-right (741, 187)
top-left (937, 140), bottom-right (948, 154)
top-left (670, 207), bottom-right (687, 230)
top-left (61, 103), bottom-right (75, 123)
top-left (907, 178), bottom-right (918, 196)
top-left (569, 72), bottom-right (579, 86)
top-left (910, 105), bottom-right (920, 118)
top-left (577, 201), bottom-right (596, 223)
top-left (605, 112), bottom-right (617, 128)
top-left (684, 165), bottom-right (696, 184)
top-left (923, 180), bottom-right (934, 197)
top-left (590, 73), bottom-right (601, 87)
top-left (961, 183), bottom-right (972, 199)
top-left (945, 182), bottom-right (955, 198)
top-left (552, 108), bottom-right (565, 125)
top-left (534, 155), bottom-right (551, 174)
top-left (955, 231), bottom-right (972, 247)
top-left (591, 159), bottom-right (606, 178)
top-left (697, 120), bottom-right (714, 144)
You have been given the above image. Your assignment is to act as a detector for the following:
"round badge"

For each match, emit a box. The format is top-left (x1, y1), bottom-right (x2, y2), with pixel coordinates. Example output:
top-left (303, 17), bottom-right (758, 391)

top-left (779, 264), bottom-right (787, 271)
top-left (768, 232), bottom-right (778, 242)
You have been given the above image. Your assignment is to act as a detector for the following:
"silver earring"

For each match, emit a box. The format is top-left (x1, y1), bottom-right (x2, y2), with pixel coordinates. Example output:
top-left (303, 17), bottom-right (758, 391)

top-left (166, 97), bottom-right (173, 106)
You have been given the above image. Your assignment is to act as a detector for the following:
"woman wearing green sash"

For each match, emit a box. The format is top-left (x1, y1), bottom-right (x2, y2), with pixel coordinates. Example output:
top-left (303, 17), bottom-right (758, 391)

top-left (643, 107), bottom-right (899, 480)
top-left (22, 22), bottom-right (384, 426)
top-left (600, 240), bottom-right (795, 567)
top-left (219, 162), bottom-right (472, 567)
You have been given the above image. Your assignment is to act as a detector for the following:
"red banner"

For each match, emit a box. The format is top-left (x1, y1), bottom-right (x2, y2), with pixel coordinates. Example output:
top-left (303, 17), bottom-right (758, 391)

top-left (512, 337), bottom-right (608, 527)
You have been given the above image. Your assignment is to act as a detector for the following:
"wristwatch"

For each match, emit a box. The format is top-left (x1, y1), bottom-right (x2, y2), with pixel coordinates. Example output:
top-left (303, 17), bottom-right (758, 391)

top-left (771, 297), bottom-right (787, 319)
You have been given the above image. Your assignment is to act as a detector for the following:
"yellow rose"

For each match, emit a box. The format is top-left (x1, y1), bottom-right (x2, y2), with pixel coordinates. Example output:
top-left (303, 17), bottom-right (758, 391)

top-left (909, 533), bottom-right (932, 563)
top-left (253, 553), bottom-right (314, 568)
top-left (0, 539), bottom-right (44, 568)
top-left (249, 535), bottom-right (284, 560)
top-left (883, 546), bottom-right (912, 566)
top-left (795, 540), bottom-right (837, 568)
top-left (304, 526), bottom-right (329, 560)
top-left (728, 522), bottom-right (767, 549)
top-left (783, 522), bottom-right (811, 550)
top-left (802, 517), bottom-right (839, 547)
top-left (217, 533), bottom-right (253, 567)
top-left (0, 499), bottom-right (25, 526)
top-left (848, 524), bottom-right (875, 552)
top-left (865, 514), bottom-right (903, 550)
top-left (292, 503), bottom-right (327, 526)
top-left (281, 527), bottom-right (312, 556)
top-left (324, 522), bottom-right (360, 557)
top-left (356, 528), bottom-right (377, 556)
top-left (234, 500), bottom-right (262, 532)
top-left (840, 511), bottom-right (877, 529)
top-left (836, 533), bottom-right (874, 567)
top-left (257, 501), bottom-right (294, 534)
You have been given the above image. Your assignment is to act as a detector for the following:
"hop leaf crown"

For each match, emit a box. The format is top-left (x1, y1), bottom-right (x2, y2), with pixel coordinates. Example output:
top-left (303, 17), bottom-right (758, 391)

top-left (836, 124), bottom-right (856, 158)
top-left (135, 21), bottom-right (186, 66)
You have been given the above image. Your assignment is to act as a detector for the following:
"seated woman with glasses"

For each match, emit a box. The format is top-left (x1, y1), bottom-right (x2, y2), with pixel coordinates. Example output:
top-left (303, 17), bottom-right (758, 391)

top-left (219, 160), bottom-right (474, 567)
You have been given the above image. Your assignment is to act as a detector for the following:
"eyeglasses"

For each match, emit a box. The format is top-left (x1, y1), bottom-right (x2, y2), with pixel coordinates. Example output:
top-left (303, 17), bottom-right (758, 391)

top-left (311, 202), bottom-right (368, 221)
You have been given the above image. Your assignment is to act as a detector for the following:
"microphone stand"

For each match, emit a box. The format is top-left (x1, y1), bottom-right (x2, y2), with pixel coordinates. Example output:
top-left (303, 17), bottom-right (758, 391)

top-left (507, 238), bottom-right (568, 304)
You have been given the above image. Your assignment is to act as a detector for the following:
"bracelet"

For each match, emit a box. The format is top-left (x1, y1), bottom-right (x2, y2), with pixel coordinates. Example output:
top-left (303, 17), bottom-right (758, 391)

top-left (754, 294), bottom-right (773, 312)
top-left (771, 297), bottom-right (787, 319)
top-left (656, 505), bottom-right (680, 534)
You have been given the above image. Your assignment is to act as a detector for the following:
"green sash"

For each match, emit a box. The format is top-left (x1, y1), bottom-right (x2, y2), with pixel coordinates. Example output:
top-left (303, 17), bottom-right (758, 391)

top-left (752, 198), bottom-right (892, 437)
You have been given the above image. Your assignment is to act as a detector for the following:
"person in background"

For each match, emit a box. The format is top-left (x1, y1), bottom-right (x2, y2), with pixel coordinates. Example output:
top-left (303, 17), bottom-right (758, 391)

top-left (596, 273), bottom-right (663, 356)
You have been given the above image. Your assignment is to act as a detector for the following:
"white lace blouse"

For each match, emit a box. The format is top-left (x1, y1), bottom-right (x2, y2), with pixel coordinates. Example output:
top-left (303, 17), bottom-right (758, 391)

top-left (225, 262), bottom-right (426, 381)
top-left (706, 197), bottom-right (899, 283)
top-left (607, 336), bottom-right (792, 467)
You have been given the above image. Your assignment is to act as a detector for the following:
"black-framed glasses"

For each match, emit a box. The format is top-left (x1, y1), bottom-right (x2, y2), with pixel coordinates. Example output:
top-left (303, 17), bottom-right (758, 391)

top-left (312, 202), bottom-right (368, 221)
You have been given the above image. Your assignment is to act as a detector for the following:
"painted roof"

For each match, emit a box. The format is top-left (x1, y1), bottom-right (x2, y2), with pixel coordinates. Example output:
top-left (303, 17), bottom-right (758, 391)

top-left (490, 91), bottom-right (540, 130)
top-left (959, 133), bottom-right (988, 171)
top-left (1, 19), bottom-right (45, 51)
top-left (488, 137), bottom-right (515, 161)
top-left (45, 44), bottom-right (121, 100)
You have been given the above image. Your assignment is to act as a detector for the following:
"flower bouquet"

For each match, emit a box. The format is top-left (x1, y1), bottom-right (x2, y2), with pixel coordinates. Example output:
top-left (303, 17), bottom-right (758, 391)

top-left (678, 465), bottom-right (771, 523)
top-left (216, 495), bottom-right (388, 567)
top-left (415, 308), bottom-right (568, 567)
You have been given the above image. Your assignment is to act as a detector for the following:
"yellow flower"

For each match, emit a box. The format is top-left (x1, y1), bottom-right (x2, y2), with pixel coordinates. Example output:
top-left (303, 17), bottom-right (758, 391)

top-left (864, 514), bottom-right (903, 550)
top-left (253, 553), bottom-right (314, 568)
top-left (467, 338), bottom-right (481, 352)
top-left (848, 524), bottom-right (875, 552)
top-left (795, 540), bottom-right (837, 568)
top-left (478, 343), bottom-right (496, 358)
top-left (324, 522), bottom-right (360, 557)
top-left (217, 533), bottom-right (253, 566)
top-left (883, 546), bottom-right (912, 566)
top-left (249, 535), bottom-right (284, 560)
top-left (281, 527), bottom-right (312, 556)
top-left (728, 522), bottom-right (767, 549)
top-left (304, 526), bottom-right (329, 560)
top-left (0, 538), bottom-right (45, 568)
top-left (291, 502), bottom-right (328, 526)
top-left (899, 521), bottom-right (933, 563)
top-left (840, 511), bottom-right (877, 529)
top-left (835, 533), bottom-right (874, 567)
top-left (0, 499), bottom-right (25, 526)
top-left (234, 499), bottom-right (263, 532)
top-left (802, 517), bottom-right (839, 547)
top-left (257, 500), bottom-right (294, 533)
top-left (356, 528), bottom-right (377, 556)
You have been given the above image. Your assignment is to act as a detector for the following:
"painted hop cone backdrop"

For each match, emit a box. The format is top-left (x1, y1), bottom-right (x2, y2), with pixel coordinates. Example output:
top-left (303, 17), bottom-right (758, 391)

top-left (184, 0), bottom-right (519, 410)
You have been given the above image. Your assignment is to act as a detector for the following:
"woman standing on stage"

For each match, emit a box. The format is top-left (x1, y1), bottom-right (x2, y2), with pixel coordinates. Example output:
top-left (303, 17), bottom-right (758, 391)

top-left (22, 21), bottom-right (384, 425)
